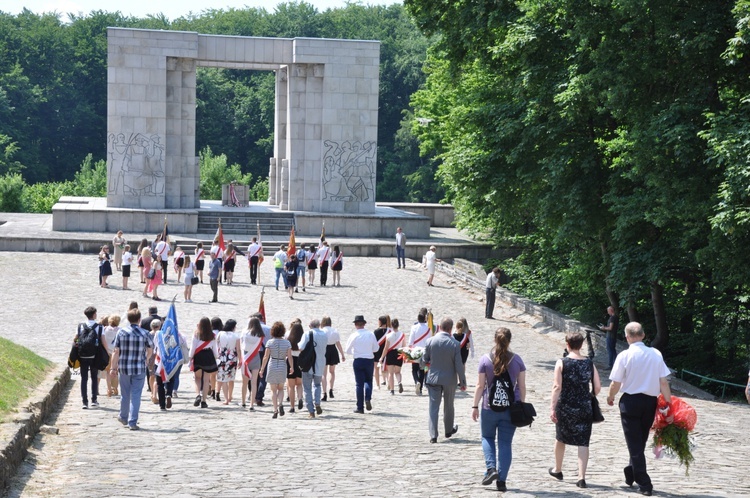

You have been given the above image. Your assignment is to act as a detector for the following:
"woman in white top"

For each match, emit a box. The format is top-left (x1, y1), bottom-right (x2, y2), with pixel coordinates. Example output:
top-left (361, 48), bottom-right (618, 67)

top-left (194, 242), bottom-right (206, 284)
top-left (103, 315), bottom-right (121, 396)
top-left (379, 318), bottom-right (405, 395)
top-left (215, 319), bottom-right (241, 405)
top-left (424, 245), bottom-right (441, 286)
top-left (240, 317), bottom-right (265, 410)
top-left (173, 246), bottom-right (185, 283)
top-left (321, 315), bottom-right (346, 400)
top-left (183, 255), bottom-right (196, 303)
top-left (121, 245), bottom-right (133, 290)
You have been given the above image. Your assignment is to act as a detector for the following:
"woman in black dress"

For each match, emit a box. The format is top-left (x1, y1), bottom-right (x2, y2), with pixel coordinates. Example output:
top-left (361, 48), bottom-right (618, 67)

top-left (452, 317), bottom-right (474, 365)
top-left (286, 321), bottom-right (304, 412)
top-left (189, 317), bottom-right (219, 409)
top-left (99, 245), bottom-right (113, 287)
top-left (548, 332), bottom-right (601, 488)
top-left (285, 254), bottom-right (299, 299)
top-left (372, 315), bottom-right (389, 389)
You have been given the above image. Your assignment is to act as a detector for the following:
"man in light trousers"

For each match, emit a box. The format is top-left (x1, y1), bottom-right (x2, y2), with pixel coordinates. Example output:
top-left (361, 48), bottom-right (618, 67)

top-left (299, 319), bottom-right (328, 418)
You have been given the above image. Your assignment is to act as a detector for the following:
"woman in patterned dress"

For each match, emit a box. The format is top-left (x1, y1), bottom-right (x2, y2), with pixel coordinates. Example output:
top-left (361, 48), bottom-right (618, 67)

top-left (259, 321), bottom-right (293, 418)
top-left (548, 332), bottom-right (601, 488)
top-left (216, 319), bottom-right (241, 405)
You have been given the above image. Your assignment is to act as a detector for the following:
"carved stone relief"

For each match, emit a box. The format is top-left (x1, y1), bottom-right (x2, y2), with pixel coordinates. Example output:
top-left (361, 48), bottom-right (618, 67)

top-left (322, 140), bottom-right (376, 202)
top-left (107, 132), bottom-right (166, 197)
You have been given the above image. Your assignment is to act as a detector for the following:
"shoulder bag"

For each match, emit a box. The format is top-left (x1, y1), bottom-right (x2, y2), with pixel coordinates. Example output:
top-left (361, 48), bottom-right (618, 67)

top-left (590, 360), bottom-right (604, 423)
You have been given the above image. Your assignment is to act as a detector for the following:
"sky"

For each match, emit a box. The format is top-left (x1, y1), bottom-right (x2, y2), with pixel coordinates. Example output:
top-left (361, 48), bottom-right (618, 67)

top-left (4, 0), bottom-right (401, 21)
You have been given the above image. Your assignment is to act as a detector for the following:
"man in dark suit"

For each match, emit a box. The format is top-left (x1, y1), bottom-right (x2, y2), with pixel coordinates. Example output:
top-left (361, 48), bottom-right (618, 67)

top-left (422, 317), bottom-right (467, 443)
top-left (140, 306), bottom-right (161, 331)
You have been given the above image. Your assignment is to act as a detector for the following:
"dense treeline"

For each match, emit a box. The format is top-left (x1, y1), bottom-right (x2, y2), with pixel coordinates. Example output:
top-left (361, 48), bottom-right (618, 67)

top-left (405, 0), bottom-right (750, 390)
top-left (0, 3), bottom-right (439, 204)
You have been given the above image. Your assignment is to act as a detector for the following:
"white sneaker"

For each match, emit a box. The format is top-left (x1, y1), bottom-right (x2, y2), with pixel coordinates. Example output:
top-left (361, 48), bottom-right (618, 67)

top-left (90, 401), bottom-right (99, 407)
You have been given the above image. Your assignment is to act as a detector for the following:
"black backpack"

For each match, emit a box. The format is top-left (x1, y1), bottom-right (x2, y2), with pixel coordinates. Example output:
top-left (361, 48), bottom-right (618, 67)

top-left (489, 369), bottom-right (515, 412)
top-left (298, 331), bottom-right (317, 373)
top-left (77, 323), bottom-right (101, 357)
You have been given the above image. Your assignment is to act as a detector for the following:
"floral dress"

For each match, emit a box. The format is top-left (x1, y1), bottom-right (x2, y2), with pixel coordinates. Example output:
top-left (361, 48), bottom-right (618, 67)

top-left (216, 331), bottom-right (239, 382)
top-left (555, 357), bottom-right (594, 446)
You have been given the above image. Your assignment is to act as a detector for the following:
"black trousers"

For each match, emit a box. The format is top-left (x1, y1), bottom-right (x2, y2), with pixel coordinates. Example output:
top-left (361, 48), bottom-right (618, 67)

top-left (412, 362), bottom-right (425, 386)
top-left (160, 259), bottom-right (168, 283)
top-left (156, 375), bottom-right (175, 409)
top-left (255, 356), bottom-right (268, 402)
top-left (619, 393), bottom-right (657, 492)
top-left (250, 256), bottom-right (259, 284)
top-left (79, 357), bottom-right (98, 404)
top-left (320, 261), bottom-right (329, 286)
top-left (485, 287), bottom-right (496, 317)
top-left (210, 278), bottom-right (218, 302)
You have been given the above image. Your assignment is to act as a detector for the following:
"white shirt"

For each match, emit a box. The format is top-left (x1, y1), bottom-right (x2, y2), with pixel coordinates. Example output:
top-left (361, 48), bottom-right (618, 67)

top-left (122, 251), bottom-right (133, 266)
top-left (408, 322), bottom-right (430, 347)
top-left (345, 328), bottom-right (379, 359)
top-left (323, 326), bottom-right (341, 344)
top-left (486, 272), bottom-right (498, 289)
top-left (316, 246), bottom-right (332, 264)
top-left (248, 242), bottom-right (262, 258)
top-left (424, 250), bottom-right (436, 270)
top-left (609, 341), bottom-right (671, 397)
top-left (395, 232), bottom-right (406, 248)
top-left (155, 240), bottom-right (169, 261)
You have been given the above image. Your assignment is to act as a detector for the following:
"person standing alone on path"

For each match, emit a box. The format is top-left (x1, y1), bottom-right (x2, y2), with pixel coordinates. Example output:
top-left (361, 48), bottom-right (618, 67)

top-left (422, 317), bottom-right (466, 443)
top-left (395, 226), bottom-right (406, 269)
top-left (110, 308), bottom-right (154, 430)
top-left (485, 267), bottom-right (502, 319)
top-left (75, 306), bottom-right (104, 409)
top-left (345, 315), bottom-right (379, 414)
top-left (607, 322), bottom-right (673, 497)
top-left (599, 306), bottom-right (619, 369)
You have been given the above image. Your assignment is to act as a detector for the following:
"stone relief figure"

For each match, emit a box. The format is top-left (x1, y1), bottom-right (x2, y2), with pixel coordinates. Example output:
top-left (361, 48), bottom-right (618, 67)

top-left (107, 133), bottom-right (165, 197)
top-left (322, 139), bottom-right (376, 202)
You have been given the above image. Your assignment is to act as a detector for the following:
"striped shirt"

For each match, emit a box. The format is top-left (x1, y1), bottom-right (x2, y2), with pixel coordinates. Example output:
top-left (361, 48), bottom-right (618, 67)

top-left (114, 324), bottom-right (155, 376)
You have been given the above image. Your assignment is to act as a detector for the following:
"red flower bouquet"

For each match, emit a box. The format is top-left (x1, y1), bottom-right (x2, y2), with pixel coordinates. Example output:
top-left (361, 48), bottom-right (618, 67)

top-left (652, 394), bottom-right (697, 474)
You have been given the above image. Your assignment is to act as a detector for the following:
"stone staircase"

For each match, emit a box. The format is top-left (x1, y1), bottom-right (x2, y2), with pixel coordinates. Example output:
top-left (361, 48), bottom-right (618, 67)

top-left (196, 211), bottom-right (295, 238)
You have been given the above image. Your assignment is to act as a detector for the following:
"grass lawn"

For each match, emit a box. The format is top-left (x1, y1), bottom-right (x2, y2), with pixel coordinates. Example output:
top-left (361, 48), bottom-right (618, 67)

top-left (0, 337), bottom-right (53, 421)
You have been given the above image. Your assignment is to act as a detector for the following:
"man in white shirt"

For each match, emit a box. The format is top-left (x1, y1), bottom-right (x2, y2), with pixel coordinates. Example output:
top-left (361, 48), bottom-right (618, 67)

top-left (316, 242), bottom-right (332, 286)
top-left (155, 237), bottom-right (170, 283)
top-left (395, 227), bottom-right (407, 269)
top-left (299, 319), bottom-right (328, 418)
top-left (345, 315), bottom-right (379, 414)
top-left (485, 267), bottom-right (502, 319)
top-left (408, 312), bottom-right (430, 395)
top-left (607, 322), bottom-right (673, 497)
top-left (247, 237), bottom-right (262, 285)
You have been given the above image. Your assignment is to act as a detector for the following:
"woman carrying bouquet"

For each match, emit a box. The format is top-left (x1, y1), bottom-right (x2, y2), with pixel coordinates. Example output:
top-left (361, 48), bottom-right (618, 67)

top-left (471, 327), bottom-right (527, 492)
top-left (548, 332), bottom-right (601, 488)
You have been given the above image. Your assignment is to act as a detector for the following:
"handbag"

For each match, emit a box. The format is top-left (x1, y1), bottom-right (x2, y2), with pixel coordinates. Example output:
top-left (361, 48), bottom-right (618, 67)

top-left (590, 361), bottom-right (604, 423)
top-left (67, 343), bottom-right (80, 369)
top-left (147, 267), bottom-right (156, 279)
top-left (95, 343), bottom-right (110, 371)
top-left (191, 276), bottom-right (200, 285)
top-left (510, 401), bottom-right (537, 427)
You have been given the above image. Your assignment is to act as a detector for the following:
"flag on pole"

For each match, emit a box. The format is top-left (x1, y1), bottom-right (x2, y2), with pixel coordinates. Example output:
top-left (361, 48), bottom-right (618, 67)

top-left (321, 221), bottom-right (326, 241)
top-left (161, 217), bottom-right (170, 245)
top-left (256, 221), bottom-right (264, 265)
top-left (155, 302), bottom-right (184, 382)
top-left (427, 310), bottom-right (435, 336)
top-left (214, 219), bottom-right (226, 251)
top-left (258, 287), bottom-right (266, 324)
top-left (287, 226), bottom-right (296, 257)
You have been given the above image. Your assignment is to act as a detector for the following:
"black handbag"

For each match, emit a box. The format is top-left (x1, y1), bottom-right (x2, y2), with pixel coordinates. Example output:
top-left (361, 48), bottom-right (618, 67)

top-left (191, 276), bottom-right (200, 285)
top-left (67, 344), bottom-right (80, 369)
top-left (510, 401), bottom-right (537, 427)
top-left (147, 267), bottom-right (156, 279)
top-left (95, 344), bottom-right (110, 371)
top-left (590, 361), bottom-right (604, 423)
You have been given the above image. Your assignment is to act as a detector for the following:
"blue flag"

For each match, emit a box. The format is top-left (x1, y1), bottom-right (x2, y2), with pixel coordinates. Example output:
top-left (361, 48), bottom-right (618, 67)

top-left (156, 303), bottom-right (183, 381)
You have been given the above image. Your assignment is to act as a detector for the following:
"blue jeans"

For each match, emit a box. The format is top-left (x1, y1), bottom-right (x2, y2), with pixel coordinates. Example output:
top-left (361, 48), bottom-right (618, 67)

top-left (275, 267), bottom-right (286, 288)
top-left (119, 372), bottom-right (146, 428)
top-left (607, 334), bottom-right (617, 368)
top-left (172, 364), bottom-right (182, 392)
top-left (302, 370), bottom-right (322, 414)
top-left (396, 246), bottom-right (405, 267)
top-left (352, 358), bottom-right (374, 410)
top-left (480, 408), bottom-right (516, 480)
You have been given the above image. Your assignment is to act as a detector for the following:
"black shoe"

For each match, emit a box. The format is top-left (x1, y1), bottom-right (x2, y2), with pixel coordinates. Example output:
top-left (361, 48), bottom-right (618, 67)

top-left (481, 468), bottom-right (498, 485)
top-left (398, 384), bottom-right (403, 393)
top-left (256, 400), bottom-right (264, 407)
top-left (548, 468), bottom-right (563, 480)
top-left (215, 392), bottom-right (221, 402)
top-left (496, 481), bottom-right (507, 492)
top-left (329, 389), bottom-right (334, 398)
top-left (624, 466), bottom-right (634, 487)
top-left (279, 405), bottom-right (285, 416)
top-left (322, 393), bottom-right (327, 402)
top-left (576, 479), bottom-right (587, 488)
top-left (639, 490), bottom-right (652, 497)
top-left (365, 400), bottom-right (372, 411)
top-left (298, 399), bottom-right (303, 409)
top-left (446, 425), bottom-right (458, 438)
top-left (200, 401), bottom-right (208, 408)
top-left (353, 408), bottom-right (364, 414)
top-left (193, 395), bottom-right (201, 407)
top-left (429, 437), bottom-right (437, 443)
top-left (316, 404), bottom-right (322, 415)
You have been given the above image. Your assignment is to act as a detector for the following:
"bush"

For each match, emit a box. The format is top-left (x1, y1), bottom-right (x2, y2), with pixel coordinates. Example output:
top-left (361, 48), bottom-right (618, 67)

top-left (22, 181), bottom-right (76, 213)
top-left (199, 146), bottom-right (253, 200)
top-left (249, 177), bottom-right (268, 202)
top-left (71, 154), bottom-right (107, 196)
top-left (0, 172), bottom-right (26, 212)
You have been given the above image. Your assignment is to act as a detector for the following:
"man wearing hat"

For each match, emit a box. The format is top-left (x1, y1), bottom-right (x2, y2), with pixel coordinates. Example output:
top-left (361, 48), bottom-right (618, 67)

top-left (345, 315), bottom-right (380, 414)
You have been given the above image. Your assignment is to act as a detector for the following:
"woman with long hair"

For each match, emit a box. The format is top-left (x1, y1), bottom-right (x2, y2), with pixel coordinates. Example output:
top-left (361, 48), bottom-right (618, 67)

top-left (183, 255), bottom-right (196, 302)
top-left (240, 317), bottom-right (265, 410)
top-left (259, 321), bottom-right (293, 418)
top-left (136, 238), bottom-right (148, 283)
top-left (471, 327), bottom-right (527, 492)
top-left (194, 241), bottom-right (206, 284)
top-left (321, 315), bottom-right (345, 401)
top-left (173, 246), bottom-right (185, 283)
top-left (453, 318), bottom-right (475, 366)
top-left (372, 315), bottom-right (389, 390)
top-left (306, 244), bottom-right (317, 286)
top-left (331, 245), bottom-right (343, 286)
top-left (548, 332), bottom-right (601, 488)
top-left (99, 245), bottom-right (113, 288)
top-left (216, 319), bottom-right (241, 405)
top-left (141, 247), bottom-right (153, 298)
top-left (189, 317), bottom-right (218, 409)
top-left (286, 321), bottom-right (304, 412)
top-left (224, 242), bottom-right (236, 285)
top-left (148, 251), bottom-right (163, 301)
top-left (380, 318), bottom-right (405, 395)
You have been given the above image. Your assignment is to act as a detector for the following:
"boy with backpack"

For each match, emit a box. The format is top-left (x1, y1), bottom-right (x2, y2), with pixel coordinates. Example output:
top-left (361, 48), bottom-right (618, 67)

top-left (75, 306), bottom-right (104, 409)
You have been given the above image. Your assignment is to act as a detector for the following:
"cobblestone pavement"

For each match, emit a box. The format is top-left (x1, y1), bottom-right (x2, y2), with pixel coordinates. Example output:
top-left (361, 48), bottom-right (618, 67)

top-left (1, 252), bottom-right (749, 497)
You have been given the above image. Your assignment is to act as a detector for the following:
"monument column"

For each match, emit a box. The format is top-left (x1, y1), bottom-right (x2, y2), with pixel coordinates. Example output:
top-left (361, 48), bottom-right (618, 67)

top-left (272, 66), bottom-right (288, 207)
